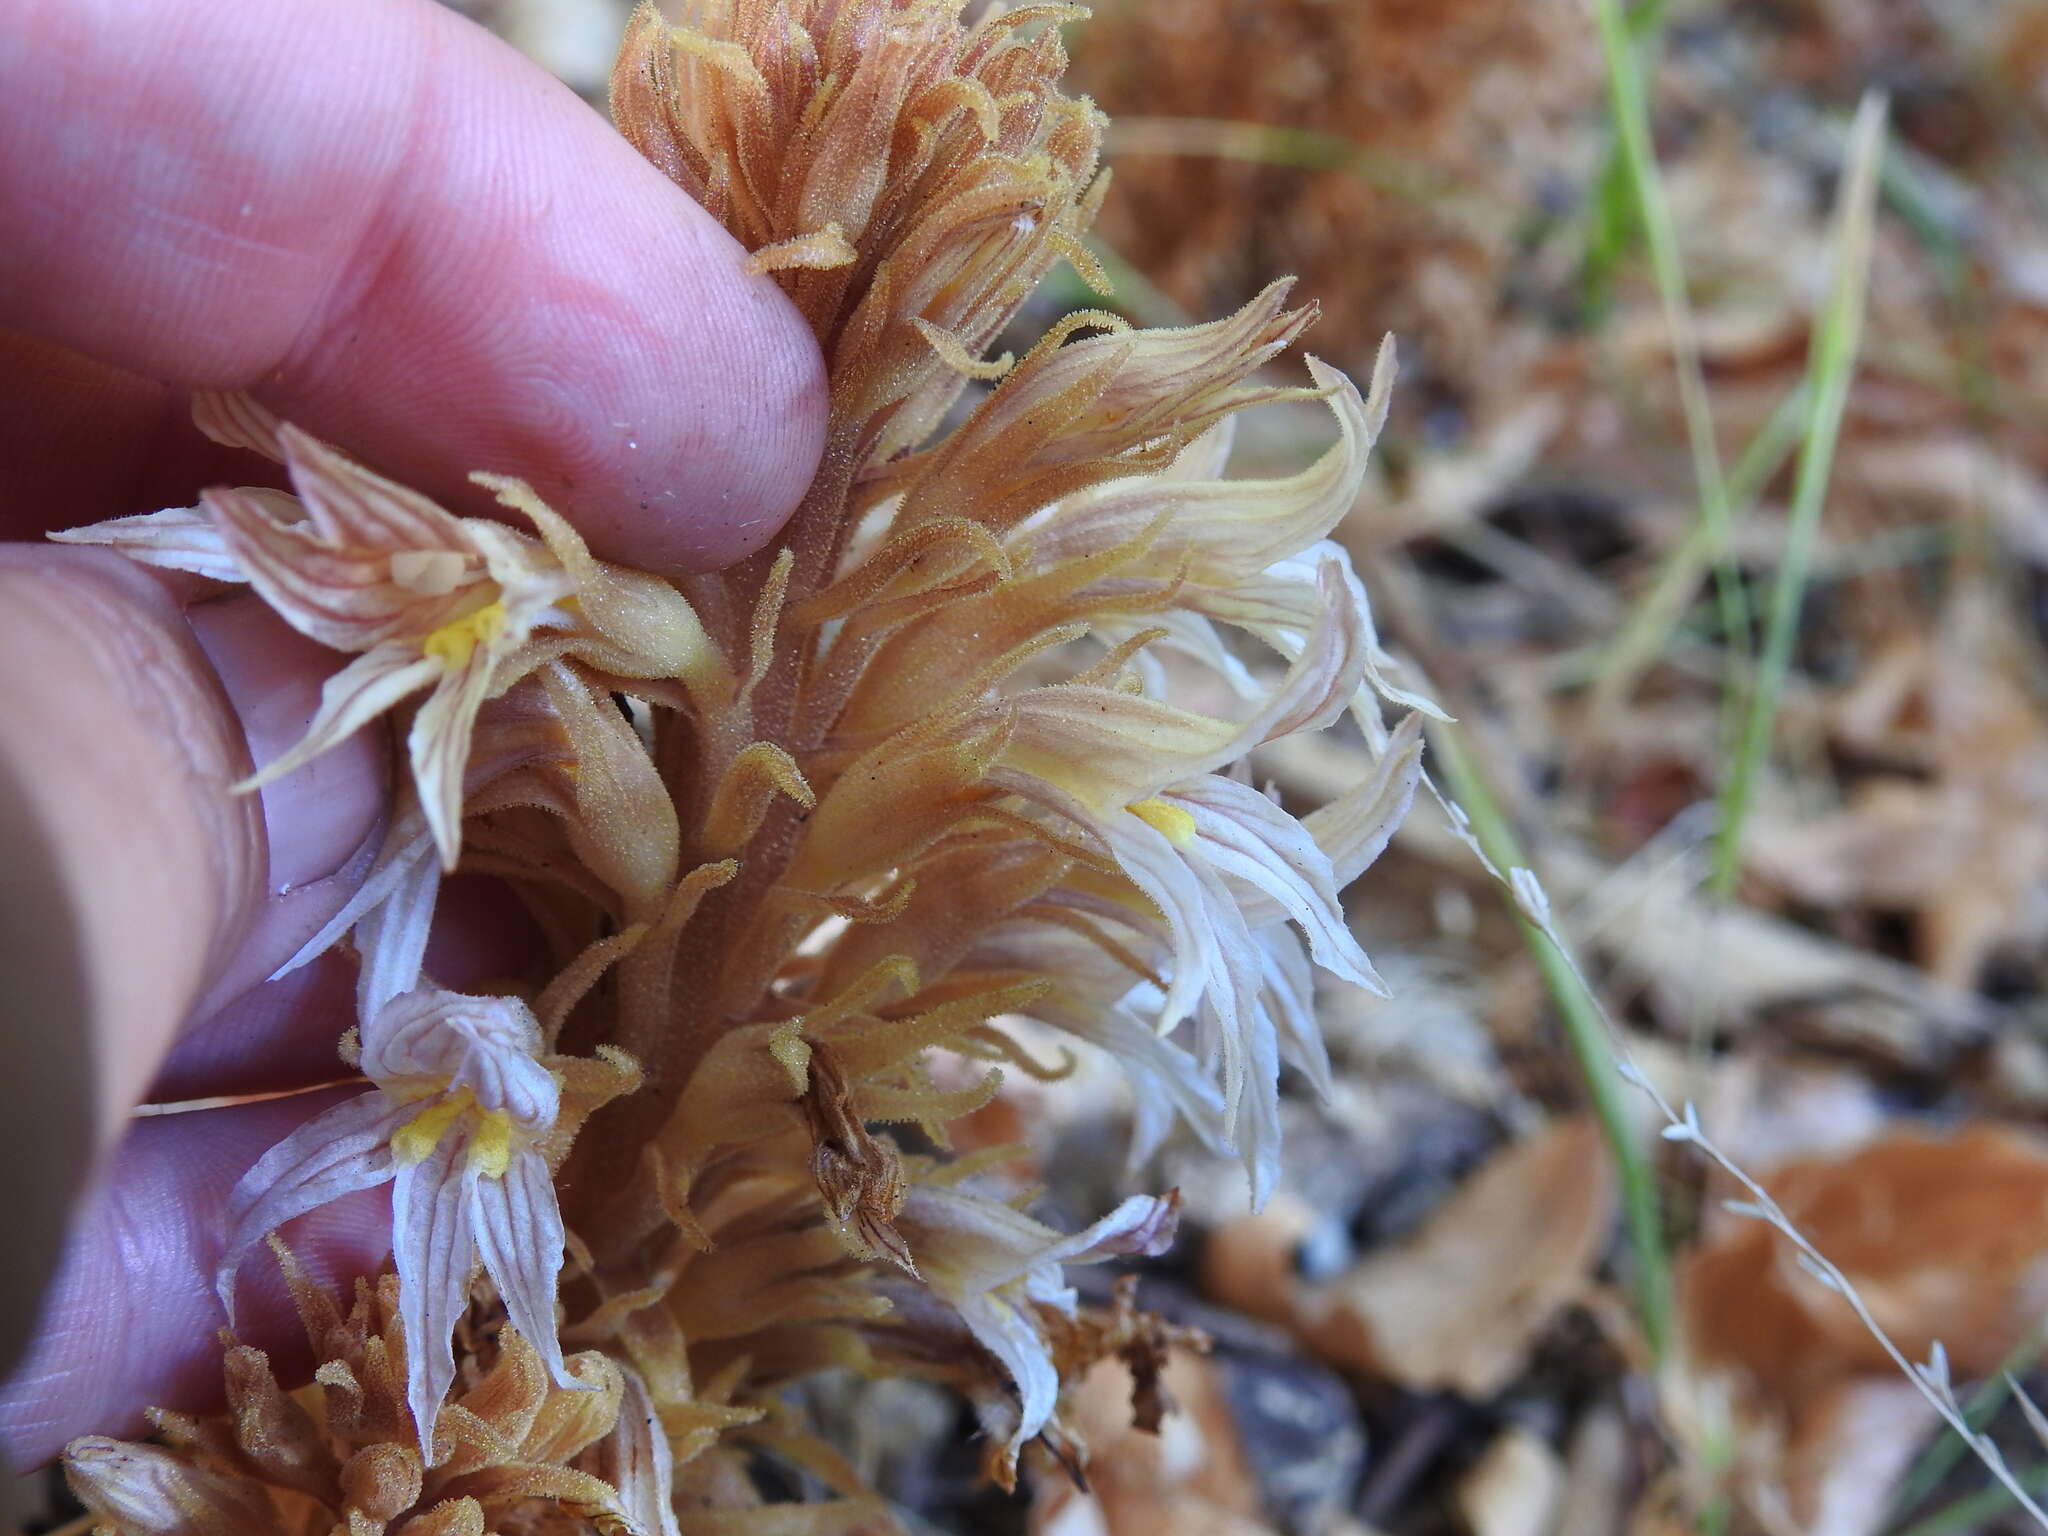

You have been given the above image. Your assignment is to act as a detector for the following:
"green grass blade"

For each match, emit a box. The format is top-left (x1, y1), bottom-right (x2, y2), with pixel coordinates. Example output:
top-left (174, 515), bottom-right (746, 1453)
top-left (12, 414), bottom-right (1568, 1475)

top-left (1580, 0), bottom-right (1672, 316)
top-left (1587, 0), bottom-right (1749, 671)
top-left (1711, 94), bottom-right (1889, 898)
top-left (1588, 381), bottom-right (1810, 708)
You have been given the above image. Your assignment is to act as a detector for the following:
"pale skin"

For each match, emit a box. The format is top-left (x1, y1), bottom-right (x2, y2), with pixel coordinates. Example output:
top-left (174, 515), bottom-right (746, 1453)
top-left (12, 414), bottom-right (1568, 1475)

top-left (0, 0), bottom-right (827, 1467)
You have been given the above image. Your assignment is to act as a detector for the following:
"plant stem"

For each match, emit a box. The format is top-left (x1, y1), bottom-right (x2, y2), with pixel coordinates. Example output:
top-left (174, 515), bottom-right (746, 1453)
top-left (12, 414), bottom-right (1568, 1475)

top-left (1589, 381), bottom-right (1809, 706)
top-left (1895, 1461), bottom-right (2048, 1536)
top-left (1428, 722), bottom-right (1674, 1361)
top-left (1889, 1327), bottom-right (2048, 1526)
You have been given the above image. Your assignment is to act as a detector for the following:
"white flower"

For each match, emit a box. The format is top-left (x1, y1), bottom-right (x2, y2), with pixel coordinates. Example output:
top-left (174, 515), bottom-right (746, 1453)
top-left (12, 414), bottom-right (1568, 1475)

top-left (894, 1184), bottom-right (1180, 1473)
top-left (216, 987), bottom-right (581, 1456)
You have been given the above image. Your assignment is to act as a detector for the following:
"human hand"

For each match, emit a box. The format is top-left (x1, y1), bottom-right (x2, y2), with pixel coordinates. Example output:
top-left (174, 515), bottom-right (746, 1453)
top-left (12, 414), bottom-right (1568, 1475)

top-left (0, 0), bottom-right (825, 1466)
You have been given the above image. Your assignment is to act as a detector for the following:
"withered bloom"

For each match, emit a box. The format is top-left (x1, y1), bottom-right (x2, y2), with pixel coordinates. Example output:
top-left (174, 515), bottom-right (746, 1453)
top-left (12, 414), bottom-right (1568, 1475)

top-left (69, 1252), bottom-right (667, 1534)
top-left (57, 0), bottom-right (1430, 1528)
top-left (888, 1184), bottom-right (1181, 1480)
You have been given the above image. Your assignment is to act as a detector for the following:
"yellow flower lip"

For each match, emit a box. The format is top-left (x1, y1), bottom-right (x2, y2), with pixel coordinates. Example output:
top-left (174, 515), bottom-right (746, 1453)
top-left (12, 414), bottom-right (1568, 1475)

top-left (392, 1088), bottom-right (473, 1165)
top-left (470, 1108), bottom-right (515, 1178)
top-left (421, 598), bottom-right (508, 668)
top-left (391, 1085), bottom-right (519, 1175)
top-left (1127, 796), bottom-right (1197, 845)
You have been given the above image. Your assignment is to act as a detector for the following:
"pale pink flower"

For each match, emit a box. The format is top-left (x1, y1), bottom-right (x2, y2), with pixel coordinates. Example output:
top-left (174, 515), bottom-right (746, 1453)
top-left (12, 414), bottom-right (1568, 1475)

top-left (216, 987), bottom-right (579, 1456)
top-left (54, 396), bottom-right (716, 869)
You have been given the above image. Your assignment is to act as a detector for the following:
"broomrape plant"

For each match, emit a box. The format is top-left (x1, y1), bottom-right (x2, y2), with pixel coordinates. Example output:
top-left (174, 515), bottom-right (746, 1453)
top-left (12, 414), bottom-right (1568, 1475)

top-left (55, 2), bottom-right (1432, 1530)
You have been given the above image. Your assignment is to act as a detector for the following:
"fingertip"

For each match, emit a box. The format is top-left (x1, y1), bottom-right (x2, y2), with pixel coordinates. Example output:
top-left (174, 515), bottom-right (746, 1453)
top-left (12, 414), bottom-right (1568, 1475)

top-left (0, 0), bottom-right (826, 573)
top-left (258, 25), bottom-right (830, 574)
top-left (521, 244), bottom-right (829, 572)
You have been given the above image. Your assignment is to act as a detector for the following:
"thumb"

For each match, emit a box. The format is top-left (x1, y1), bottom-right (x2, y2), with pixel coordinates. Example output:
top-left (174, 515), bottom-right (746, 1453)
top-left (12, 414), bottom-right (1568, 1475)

top-left (0, 547), bottom-right (385, 1376)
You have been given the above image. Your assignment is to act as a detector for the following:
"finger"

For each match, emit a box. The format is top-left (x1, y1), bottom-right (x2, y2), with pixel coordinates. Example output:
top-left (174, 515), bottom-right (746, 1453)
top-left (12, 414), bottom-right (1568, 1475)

top-left (0, 332), bottom-right (283, 540)
top-left (182, 591), bottom-right (390, 1019)
top-left (0, 553), bottom-right (386, 1393)
top-left (0, 552), bottom-right (265, 1138)
top-left (0, 552), bottom-right (386, 1175)
top-left (0, 556), bottom-right (546, 1115)
top-left (0, 1091), bottom-right (391, 1468)
top-left (0, 0), bottom-right (827, 571)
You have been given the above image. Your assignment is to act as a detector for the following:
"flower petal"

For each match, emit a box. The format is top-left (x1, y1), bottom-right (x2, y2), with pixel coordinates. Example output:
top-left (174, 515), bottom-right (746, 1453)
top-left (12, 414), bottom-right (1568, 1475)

top-left (192, 389), bottom-right (288, 461)
top-left (65, 1436), bottom-right (277, 1535)
top-left (391, 1133), bottom-right (480, 1457)
top-left (203, 485), bottom-right (477, 653)
top-left (1017, 949), bottom-right (1230, 1168)
top-left (1165, 774), bottom-right (1379, 989)
top-left (407, 644), bottom-right (499, 870)
top-left (468, 1149), bottom-right (579, 1391)
top-left (999, 689), bottom-right (1238, 811)
top-left (1029, 1190), bottom-right (1182, 1271)
top-left (278, 424), bottom-right (472, 554)
top-left (592, 1365), bottom-right (682, 1536)
top-left (272, 682), bottom-right (576, 986)
top-left (1305, 711), bottom-right (1426, 890)
top-left (957, 1290), bottom-right (1061, 1458)
top-left (361, 990), bottom-right (558, 1131)
top-left (899, 1184), bottom-right (1180, 1461)
top-left (1221, 556), bottom-right (1372, 753)
top-left (1094, 811), bottom-right (1232, 1034)
top-left (1021, 344), bottom-right (1390, 581)
top-left (216, 1091), bottom-right (406, 1321)
top-left (1256, 926), bottom-right (1331, 1101)
top-left (472, 473), bottom-right (725, 688)
top-left (1197, 542), bottom-right (1448, 739)
top-left (48, 500), bottom-right (259, 582)
top-left (352, 837), bottom-right (443, 1017)
top-left (997, 559), bottom-right (1372, 814)
top-left (1224, 980), bottom-right (1284, 1209)
top-left (237, 642), bottom-right (441, 793)
top-left (272, 812), bottom-right (435, 983)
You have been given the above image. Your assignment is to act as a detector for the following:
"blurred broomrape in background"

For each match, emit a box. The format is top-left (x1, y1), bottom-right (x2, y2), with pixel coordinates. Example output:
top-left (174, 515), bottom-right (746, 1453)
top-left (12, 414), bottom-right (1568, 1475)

top-left (51, 0), bottom-right (1429, 1529)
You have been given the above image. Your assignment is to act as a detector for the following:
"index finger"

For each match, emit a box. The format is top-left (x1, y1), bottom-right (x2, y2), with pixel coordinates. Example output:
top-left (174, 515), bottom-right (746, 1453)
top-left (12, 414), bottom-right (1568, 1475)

top-left (0, 0), bottom-right (826, 571)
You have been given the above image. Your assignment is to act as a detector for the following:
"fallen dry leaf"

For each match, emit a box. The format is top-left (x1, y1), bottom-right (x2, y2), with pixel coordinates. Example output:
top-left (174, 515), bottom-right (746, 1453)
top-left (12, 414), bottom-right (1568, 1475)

top-left (1747, 582), bottom-right (2048, 992)
top-left (1198, 1193), bottom-right (1322, 1335)
top-left (1204, 1119), bottom-right (1614, 1398)
top-left (1547, 841), bottom-right (1980, 1062)
top-left (1553, 1405), bottom-right (1629, 1536)
top-left (1685, 1124), bottom-right (2048, 1388)
top-left (1778, 1379), bottom-right (1939, 1536)
top-left (1031, 1351), bottom-right (1273, 1536)
top-left (1458, 1424), bottom-right (1564, 1536)
top-left (1303, 1117), bottom-right (1612, 1395)
top-left (1674, 1123), bottom-right (2048, 1533)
